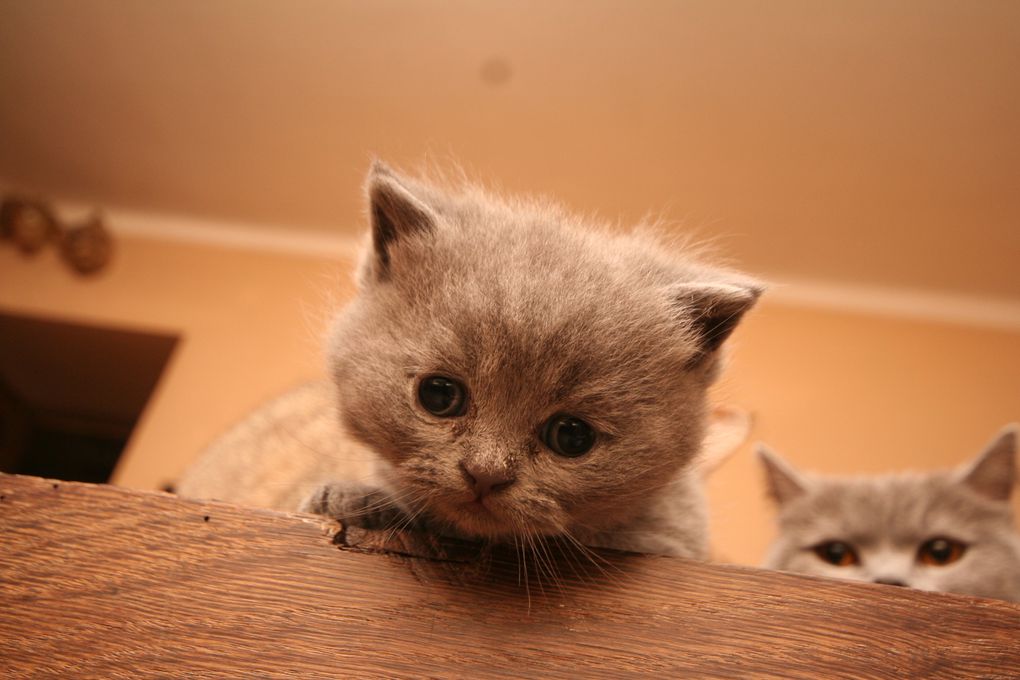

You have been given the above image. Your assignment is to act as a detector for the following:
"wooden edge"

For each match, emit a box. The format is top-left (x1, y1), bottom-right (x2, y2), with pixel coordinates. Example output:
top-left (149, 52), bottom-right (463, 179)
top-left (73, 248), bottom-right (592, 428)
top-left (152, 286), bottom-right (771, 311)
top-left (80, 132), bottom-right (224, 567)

top-left (4, 472), bottom-right (1018, 606)
top-left (2, 473), bottom-right (1019, 678)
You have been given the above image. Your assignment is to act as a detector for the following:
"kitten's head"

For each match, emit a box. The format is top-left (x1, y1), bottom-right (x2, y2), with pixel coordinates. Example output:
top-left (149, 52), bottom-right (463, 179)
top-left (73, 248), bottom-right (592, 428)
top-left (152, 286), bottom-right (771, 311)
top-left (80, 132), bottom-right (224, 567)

top-left (327, 161), bottom-right (761, 546)
top-left (758, 426), bottom-right (1020, 601)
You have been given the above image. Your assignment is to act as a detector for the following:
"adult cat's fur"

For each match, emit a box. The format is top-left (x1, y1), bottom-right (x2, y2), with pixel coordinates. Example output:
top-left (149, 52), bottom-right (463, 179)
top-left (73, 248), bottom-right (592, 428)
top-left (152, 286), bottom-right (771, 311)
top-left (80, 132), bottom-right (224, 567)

top-left (758, 426), bottom-right (1020, 601)
top-left (179, 162), bottom-right (762, 558)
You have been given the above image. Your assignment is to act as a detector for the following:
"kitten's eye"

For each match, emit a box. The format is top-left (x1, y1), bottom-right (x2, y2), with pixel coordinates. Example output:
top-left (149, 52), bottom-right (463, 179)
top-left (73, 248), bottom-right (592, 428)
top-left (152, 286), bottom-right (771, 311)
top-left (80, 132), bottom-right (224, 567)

top-left (812, 541), bottom-right (859, 567)
top-left (417, 375), bottom-right (467, 417)
top-left (917, 537), bottom-right (967, 566)
top-left (542, 415), bottom-right (596, 458)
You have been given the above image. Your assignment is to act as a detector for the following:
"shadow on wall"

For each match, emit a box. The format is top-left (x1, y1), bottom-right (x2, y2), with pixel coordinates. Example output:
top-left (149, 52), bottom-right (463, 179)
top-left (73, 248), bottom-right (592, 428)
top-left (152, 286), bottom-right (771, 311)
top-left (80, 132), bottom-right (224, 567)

top-left (0, 313), bottom-right (177, 483)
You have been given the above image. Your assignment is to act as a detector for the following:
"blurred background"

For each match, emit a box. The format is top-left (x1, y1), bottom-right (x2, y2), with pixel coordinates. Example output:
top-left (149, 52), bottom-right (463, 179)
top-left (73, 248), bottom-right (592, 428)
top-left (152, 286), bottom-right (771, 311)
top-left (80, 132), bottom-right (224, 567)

top-left (1, 0), bottom-right (1018, 565)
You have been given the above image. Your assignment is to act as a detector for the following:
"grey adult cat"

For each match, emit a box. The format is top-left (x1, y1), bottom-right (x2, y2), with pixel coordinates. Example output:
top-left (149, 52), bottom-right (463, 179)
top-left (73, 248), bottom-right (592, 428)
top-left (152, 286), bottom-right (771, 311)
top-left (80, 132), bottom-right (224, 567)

top-left (179, 161), bottom-right (763, 559)
top-left (758, 426), bottom-right (1020, 601)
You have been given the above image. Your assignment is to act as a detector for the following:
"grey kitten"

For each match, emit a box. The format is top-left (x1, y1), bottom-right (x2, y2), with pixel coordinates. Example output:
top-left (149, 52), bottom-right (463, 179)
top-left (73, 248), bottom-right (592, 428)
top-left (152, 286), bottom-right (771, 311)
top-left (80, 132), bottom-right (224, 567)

top-left (300, 161), bottom-right (762, 558)
top-left (758, 426), bottom-right (1020, 601)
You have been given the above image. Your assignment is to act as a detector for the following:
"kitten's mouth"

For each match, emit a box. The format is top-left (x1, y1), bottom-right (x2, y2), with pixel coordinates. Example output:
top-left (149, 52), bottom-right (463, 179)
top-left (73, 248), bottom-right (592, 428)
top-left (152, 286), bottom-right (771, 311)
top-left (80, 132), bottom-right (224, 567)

top-left (460, 497), bottom-right (497, 517)
top-left (433, 494), bottom-right (515, 538)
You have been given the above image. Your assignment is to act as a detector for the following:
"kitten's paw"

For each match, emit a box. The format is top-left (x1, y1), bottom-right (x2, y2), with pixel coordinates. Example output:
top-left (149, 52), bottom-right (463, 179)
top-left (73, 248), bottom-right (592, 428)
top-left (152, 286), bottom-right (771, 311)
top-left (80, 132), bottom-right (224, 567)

top-left (300, 482), bottom-right (407, 531)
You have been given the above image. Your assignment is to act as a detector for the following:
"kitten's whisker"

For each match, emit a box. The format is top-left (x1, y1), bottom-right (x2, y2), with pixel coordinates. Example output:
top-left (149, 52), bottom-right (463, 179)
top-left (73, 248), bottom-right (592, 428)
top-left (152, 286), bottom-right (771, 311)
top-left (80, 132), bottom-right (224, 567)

top-left (381, 492), bottom-right (433, 544)
top-left (247, 467), bottom-right (383, 493)
top-left (533, 534), bottom-right (565, 593)
top-left (514, 528), bottom-right (532, 611)
top-left (523, 533), bottom-right (547, 599)
top-left (556, 537), bottom-right (588, 584)
top-left (329, 488), bottom-right (422, 519)
top-left (562, 530), bottom-right (620, 580)
top-left (526, 532), bottom-right (559, 598)
top-left (511, 534), bottom-right (524, 588)
top-left (311, 486), bottom-right (430, 528)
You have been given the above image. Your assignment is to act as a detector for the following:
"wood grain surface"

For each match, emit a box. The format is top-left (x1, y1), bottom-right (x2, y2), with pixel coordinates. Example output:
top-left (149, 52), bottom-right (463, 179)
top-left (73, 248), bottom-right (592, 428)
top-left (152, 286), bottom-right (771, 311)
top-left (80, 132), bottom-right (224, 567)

top-left (1, 473), bottom-right (1018, 679)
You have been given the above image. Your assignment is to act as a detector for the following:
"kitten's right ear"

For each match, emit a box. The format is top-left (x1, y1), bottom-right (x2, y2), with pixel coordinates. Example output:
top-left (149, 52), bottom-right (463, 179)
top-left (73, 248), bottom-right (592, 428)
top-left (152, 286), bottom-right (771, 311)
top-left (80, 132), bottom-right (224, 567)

top-left (364, 161), bottom-right (439, 280)
top-left (757, 444), bottom-right (809, 506)
top-left (956, 425), bottom-right (1017, 501)
top-left (671, 280), bottom-right (763, 358)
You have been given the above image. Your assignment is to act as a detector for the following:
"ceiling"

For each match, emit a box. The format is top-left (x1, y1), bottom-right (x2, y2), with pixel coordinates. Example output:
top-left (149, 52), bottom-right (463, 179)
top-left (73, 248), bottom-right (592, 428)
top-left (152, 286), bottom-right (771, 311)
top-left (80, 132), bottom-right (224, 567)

top-left (1, 1), bottom-right (1018, 300)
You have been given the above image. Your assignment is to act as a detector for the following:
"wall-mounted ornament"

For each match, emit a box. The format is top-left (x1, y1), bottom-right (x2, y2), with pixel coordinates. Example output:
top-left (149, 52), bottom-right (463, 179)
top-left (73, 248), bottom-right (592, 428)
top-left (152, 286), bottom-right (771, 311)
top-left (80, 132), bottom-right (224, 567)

top-left (60, 212), bottom-right (113, 275)
top-left (0, 197), bottom-right (59, 254)
top-left (1, 194), bottom-right (115, 276)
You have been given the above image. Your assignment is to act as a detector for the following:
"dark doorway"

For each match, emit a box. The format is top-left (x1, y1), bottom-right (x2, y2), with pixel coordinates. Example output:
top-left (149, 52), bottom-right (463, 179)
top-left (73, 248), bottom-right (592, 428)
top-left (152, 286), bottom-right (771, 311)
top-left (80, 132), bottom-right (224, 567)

top-left (0, 313), bottom-right (178, 483)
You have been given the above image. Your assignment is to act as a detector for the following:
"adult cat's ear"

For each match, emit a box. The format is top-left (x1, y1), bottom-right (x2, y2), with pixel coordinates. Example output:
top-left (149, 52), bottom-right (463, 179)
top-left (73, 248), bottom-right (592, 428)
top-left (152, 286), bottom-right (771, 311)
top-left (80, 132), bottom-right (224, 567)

top-left (672, 281), bottom-right (763, 357)
top-left (364, 160), bottom-right (439, 280)
top-left (757, 444), bottom-right (808, 506)
top-left (956, 425), bottom-right (1017, 501)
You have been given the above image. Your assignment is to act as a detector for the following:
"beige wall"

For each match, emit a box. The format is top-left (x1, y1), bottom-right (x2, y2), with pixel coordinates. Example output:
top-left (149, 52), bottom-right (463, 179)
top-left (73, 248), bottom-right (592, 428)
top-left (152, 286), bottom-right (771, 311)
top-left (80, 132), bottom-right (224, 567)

top-left (1, 1), bottom-right (1017, 565)
top-left (3, 238), bottom-right (1017, 566)
top-left (1, 1), bottom-right (1019, 300)
top-left (0, 237), bottom-right (352, 490)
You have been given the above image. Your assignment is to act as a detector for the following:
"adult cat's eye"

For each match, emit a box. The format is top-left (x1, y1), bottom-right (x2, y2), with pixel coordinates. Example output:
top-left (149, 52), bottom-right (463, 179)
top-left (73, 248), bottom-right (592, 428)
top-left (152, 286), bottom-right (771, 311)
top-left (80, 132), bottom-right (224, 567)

top-left (917, 537), bottom-right (967, 566)
top-left (812, 541), bottom-right (859, 567)
top-left (417, 375), bottom-right (467, 417)
top-left (542, 415), bottom-right (596, 458)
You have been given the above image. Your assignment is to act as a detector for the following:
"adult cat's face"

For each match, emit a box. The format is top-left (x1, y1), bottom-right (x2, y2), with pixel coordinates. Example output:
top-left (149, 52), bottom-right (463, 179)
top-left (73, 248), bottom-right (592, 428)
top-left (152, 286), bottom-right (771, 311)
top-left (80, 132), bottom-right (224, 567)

top-left (327, 163), bottom-right (761, 541)
top-left (759, 429), bottom-right (1020, 602)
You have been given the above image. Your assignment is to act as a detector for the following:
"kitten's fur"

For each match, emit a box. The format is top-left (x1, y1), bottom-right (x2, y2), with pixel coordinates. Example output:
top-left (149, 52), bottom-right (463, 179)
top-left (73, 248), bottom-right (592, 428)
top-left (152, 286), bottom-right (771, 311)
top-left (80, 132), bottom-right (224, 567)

top-left (176, 381), bottom-right (375, 512)
top-left (179, 162), bottom-right (762, 558)
top-left (758, 427), bottom-right (1020, 601)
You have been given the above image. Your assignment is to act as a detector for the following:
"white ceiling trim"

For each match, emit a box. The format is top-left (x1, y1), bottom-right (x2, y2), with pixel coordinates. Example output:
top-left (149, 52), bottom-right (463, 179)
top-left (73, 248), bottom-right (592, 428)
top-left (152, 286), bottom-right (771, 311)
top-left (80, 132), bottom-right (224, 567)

top-left (106, 205), bottom-right (361, 260)
top-left (766, 277), bottom-right (1020, 333)
top-left (3, 182), bottom-right (1017, 333)
top-left (0, 182), bottom-right (360, 259)
top-left (111, 207), bottom-right (1020, 333)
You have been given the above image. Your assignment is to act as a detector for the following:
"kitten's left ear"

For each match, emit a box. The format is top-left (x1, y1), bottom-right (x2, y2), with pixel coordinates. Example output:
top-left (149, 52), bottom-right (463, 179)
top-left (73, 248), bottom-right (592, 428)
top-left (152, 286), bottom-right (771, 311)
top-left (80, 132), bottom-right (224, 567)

top-left (956, 425), bottom-right (1017, 501)
top-left (671, 281), bottom-right (763, 357)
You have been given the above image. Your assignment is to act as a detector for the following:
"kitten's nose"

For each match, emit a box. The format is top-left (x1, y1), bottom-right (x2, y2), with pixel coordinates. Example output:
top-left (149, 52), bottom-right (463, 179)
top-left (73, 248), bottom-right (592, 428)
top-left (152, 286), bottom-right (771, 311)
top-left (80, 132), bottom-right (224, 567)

top-left (873, 578), bottom-right (908, 587)
top-left (460, 461), bottom-right (515, 498)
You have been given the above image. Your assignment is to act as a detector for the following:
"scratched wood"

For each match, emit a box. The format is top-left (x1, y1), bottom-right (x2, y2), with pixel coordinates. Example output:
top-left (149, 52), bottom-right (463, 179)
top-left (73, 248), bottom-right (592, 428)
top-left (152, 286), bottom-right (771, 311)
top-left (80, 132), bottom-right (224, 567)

top-left (1, 474), bottom-right (1018, 679)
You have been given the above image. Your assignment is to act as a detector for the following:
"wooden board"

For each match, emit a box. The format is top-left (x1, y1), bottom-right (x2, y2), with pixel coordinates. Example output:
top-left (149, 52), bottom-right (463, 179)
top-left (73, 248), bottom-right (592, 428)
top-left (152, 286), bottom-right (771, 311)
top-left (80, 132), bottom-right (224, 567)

top-left (1, 473), bottom-right (1018, 678)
